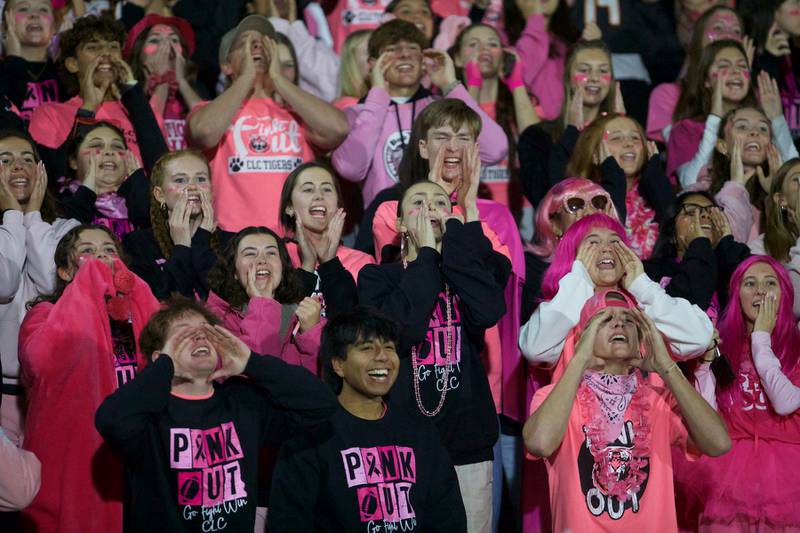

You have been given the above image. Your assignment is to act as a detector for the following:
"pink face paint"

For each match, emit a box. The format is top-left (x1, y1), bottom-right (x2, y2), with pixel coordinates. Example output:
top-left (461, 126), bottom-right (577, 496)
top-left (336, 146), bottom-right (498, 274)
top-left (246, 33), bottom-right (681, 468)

top-left (600, 74), bottom-right (612, 83)
top-left (789, 8), bottom-right (800, 17)
top-left (173, 43), bottom-right (183, 55)
top-left (143, 43), bottom-right (159, 55)
top-left (573, 73), bottom-right (589, 84)
top-left (742, 70), bottom-right (751, 79)
top-left (117, 151), bottom-right (125, 156)
top-left (603, 130), bottom-right (610, 140)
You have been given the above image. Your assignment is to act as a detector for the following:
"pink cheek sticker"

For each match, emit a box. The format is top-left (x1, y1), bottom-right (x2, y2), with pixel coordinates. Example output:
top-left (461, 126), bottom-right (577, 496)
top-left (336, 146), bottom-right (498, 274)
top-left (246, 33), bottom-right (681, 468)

top-left (143, 44), bottom-right (159, 55)
top-left (600, 74), bottom-right (612, 83)
top-left (15, 14), bottom-right (26, 22)
top-left (573, 73), bottom-right (589, 84)
top-left (174, 43), bottom-right (183, 54)
top-left (789, 8), bottom-right (800, 17)
top-left (742, 70), bottom-right (751, 79)
top-left (117, 151), bottom-right (125, 156)
top-left (603, 131), bottom-right (610, 140)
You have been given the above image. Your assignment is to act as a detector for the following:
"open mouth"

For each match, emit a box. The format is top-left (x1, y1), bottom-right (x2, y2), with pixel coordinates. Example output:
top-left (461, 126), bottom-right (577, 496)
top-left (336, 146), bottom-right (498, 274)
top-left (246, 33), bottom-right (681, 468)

top-left (26, 23), bottom-right (44, 32)
top-left (96, 63), bottom-right (114, 74)
top-left (8, 176), bottom-right (30, 189)
top-left (191, 346), bottom-right (211, 357)
top-left (585, 85), bottom-right (601, 95)
top-left (367, 368), bottom-right (390, 382)
top-left (610, 334), bottom-right (627, 343)
top-left (444, 157), bottom-right (460, 168)
top-left (255, 268), bottom-right (270, 280)
top-left (395, 63), bottom-right (414, 73)
top-left (596, 258), bottom-right (616, 270)
top-left (309, 206), bottom-right (327, 218)
top-left (726, 78), bottom-right (744, 90)
top-left (414, 22), bottom-right (426, 33)
top-left (620, 151), bottom-right (637, 162)
top-left (744, 141), bottom-right (762, 152)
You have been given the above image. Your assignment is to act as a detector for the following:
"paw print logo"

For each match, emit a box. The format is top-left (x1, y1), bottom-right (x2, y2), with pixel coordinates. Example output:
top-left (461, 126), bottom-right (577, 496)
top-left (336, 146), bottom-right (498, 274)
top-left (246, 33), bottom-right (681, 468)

top-left (343, 10), bottom-right (355, 24)
top-left (229, 157), bottom-right (243, 172)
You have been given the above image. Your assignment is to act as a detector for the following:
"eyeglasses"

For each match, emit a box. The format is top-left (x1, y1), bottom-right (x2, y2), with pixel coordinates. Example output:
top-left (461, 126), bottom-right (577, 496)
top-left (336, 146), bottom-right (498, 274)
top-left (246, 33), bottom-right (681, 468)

top-left (562, 194), bottom-right (610, 215)
top-left (679, 203), bottom-right (718, 216)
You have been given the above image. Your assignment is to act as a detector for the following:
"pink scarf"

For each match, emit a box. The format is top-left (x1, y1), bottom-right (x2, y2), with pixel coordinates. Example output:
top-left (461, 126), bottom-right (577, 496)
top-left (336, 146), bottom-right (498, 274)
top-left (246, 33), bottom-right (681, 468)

top-left (583, 369), bottom-right (638, 443)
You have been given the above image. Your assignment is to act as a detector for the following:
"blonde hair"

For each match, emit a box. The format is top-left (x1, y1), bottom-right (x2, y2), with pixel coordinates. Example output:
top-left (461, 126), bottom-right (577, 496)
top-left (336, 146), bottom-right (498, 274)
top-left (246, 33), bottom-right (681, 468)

top-left (340, 29), bottom-right (372, 99)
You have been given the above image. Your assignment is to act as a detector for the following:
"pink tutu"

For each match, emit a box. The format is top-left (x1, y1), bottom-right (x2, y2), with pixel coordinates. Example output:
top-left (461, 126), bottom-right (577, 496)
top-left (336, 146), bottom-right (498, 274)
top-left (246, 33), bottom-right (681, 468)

top-left (674, 438), bottom-right (800, 531)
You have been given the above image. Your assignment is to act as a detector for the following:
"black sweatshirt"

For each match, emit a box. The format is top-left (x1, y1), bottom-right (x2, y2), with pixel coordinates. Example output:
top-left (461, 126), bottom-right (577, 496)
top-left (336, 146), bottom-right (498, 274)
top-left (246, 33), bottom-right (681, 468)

top-left (358, 220), bottom-right (510, 465)
top-left (644, 235), bottom-right (750, 312)
top-left (0, 56), bottom-right (63, 124)
top-left (297, 256), bottom-right (359, 320)
top-left (268, 405), bottom-right (467, 532)
top-left (598, 154), bottom-right (675, 224)
top-left (123, 227), bottom-right (217, 301)
top-left (95, 353), bottom-right (338, 533)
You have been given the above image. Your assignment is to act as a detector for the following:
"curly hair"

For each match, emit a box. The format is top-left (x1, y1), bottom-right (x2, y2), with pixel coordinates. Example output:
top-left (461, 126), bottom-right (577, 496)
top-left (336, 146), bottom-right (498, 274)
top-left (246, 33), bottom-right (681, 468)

top-left (206, 227), bottom-right (305, 311)
top-left (139, 296), bottom-right (221, 363)
top-left (57, 15), bottom-right (126, 97)
top-left (148, 149), bottom-right (212, 259)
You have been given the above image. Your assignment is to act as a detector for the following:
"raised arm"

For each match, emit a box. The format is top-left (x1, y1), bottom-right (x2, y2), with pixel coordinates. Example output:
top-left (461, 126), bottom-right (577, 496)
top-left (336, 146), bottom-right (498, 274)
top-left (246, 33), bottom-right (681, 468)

top-left (188, 36), bottom-right (257, 149)
top-left (751, 295), bottom-right (800, 415)
top-left (524, 311), bottom-right (606, 457)
top-left (267, 38), bottom-right (348, 150)
top-left (636, 310), bottom-right (731, 456)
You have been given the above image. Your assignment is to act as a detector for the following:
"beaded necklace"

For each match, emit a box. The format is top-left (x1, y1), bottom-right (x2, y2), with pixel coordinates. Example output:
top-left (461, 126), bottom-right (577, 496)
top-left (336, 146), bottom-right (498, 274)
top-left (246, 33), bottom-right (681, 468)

top-left (404, 238), bottom-right (454, 417)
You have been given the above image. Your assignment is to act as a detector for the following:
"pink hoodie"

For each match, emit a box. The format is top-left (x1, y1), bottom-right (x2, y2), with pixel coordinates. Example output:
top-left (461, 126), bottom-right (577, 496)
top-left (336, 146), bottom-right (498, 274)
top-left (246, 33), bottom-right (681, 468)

top-left (206, 292), bottom-right (323, 376)
top-left (331, 84), bottom-right (509, 206)
top-left (514, 14), bottom-right (567, 122)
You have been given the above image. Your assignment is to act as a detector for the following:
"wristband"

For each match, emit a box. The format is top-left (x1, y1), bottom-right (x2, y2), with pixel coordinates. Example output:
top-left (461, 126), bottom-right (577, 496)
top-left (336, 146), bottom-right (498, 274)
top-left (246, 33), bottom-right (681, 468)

top-left (503, 59), bottom-right (525, 92)
top-left (76, 108), bottom-right (95, 118)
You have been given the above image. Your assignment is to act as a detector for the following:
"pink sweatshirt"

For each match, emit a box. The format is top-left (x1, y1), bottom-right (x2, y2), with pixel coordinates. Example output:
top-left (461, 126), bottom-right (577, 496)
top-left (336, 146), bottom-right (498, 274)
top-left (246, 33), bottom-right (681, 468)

top-left (514, 14), bottom-right (567, 122)
top-left (646, 82), bottom-right (681, 142)
top-left (331, 84), bottom-right (509, 206)
top-left (29, 96), bottom-right (144, 162)
top-left (206, 291), bottom-right (323, 375)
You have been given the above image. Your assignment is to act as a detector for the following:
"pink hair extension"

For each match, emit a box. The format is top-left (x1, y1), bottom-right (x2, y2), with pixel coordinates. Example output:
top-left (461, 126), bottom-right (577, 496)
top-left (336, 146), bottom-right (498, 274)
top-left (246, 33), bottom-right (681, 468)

top-left (540, 213), bottom-right (630, 301)
top-left (718, 255), bottom-right (800, 373)
top-left (528, 177), bottom-right (620, 259)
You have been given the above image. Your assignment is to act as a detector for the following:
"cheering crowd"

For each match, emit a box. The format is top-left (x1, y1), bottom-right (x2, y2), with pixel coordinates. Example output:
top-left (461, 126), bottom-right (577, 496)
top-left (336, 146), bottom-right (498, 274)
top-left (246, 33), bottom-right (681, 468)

top-left (0, 0), bottom-right (799, 531)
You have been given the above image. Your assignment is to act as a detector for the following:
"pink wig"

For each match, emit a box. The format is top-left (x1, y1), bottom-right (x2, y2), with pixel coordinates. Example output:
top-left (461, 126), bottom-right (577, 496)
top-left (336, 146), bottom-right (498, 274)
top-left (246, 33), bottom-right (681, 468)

top-left (528, 177), bottom-right (620, 259)
top-left (718, 255), bottom-right (800, 372)
top-left (540, 213), bottom-right (630, 301)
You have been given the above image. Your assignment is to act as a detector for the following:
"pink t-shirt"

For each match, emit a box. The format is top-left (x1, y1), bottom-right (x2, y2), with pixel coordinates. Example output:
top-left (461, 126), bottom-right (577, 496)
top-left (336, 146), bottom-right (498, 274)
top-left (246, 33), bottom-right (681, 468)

top-left (191, 98), bottom-right (315, 233)
top-left (29, 96), bottom-right (143, 162)
top-left (530, 382), bottom-right (693, 533)
top-left (327, 0), bottom-right (391, 54)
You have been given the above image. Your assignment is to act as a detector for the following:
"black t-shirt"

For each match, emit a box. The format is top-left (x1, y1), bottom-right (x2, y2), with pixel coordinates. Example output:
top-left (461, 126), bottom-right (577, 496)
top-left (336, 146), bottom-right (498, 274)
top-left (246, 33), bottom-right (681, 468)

top-left (269, 405), bottom-right (467, 532)
top-left (95, 353), bottom-right (337, 532)
top-left (0, 56), bottom-right (63, 124)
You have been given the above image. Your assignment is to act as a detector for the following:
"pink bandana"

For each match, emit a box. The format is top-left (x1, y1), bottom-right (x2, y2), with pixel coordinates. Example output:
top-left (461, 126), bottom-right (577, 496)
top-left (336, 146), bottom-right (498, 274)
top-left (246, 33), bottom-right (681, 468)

top-left (583, 369), bottom-right (638, 443)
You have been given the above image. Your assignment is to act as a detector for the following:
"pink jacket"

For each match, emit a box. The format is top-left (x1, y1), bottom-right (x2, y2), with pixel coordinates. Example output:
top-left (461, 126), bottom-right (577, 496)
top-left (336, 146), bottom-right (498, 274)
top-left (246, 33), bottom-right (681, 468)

top-left (331, 84), bottom-right (509, 206)
top-left (206, 292), bottom-right (323, 375)
top-left (715, 181), bottom-right (761, 244)
top-left (514, 14), bottom-right (567, 122)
